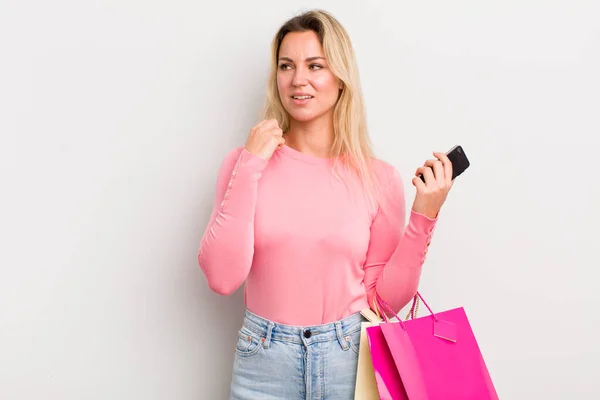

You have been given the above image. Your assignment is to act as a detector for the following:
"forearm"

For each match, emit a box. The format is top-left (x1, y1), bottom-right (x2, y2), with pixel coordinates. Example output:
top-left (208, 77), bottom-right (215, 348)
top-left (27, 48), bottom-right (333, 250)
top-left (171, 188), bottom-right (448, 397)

top-left (375, 210), bottom-right (436, 313)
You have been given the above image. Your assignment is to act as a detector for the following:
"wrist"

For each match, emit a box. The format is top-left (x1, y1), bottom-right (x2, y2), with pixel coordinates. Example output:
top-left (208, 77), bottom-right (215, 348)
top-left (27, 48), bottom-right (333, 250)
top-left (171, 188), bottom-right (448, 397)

top-left (411, 206), bottom-right (439, 220)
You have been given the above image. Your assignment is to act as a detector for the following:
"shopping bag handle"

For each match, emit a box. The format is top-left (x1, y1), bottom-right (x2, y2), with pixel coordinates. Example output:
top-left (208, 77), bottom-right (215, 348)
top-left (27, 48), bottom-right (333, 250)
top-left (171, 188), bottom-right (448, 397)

top-left (376, 291), bottom-right (439, 327)
top-left (406, 294), bottom-right (419, 320)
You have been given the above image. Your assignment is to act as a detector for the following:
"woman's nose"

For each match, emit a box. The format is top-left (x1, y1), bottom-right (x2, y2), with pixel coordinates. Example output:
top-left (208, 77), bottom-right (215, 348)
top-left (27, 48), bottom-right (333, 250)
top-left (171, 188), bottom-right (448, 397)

top-left (292, 66), bottom-right (309, 87)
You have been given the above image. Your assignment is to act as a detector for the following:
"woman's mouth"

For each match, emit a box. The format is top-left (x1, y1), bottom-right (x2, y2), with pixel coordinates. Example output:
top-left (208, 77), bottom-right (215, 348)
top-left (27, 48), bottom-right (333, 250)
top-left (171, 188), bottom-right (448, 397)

top-left (291, 95), bottom-right (314, 105)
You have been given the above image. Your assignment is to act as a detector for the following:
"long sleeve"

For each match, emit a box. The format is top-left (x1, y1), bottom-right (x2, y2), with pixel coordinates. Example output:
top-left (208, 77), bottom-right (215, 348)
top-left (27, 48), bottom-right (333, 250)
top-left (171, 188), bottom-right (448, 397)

top-left (363, 166), bottom-right (438, 315)
top-left (197, 147), bottom-right (268, 295)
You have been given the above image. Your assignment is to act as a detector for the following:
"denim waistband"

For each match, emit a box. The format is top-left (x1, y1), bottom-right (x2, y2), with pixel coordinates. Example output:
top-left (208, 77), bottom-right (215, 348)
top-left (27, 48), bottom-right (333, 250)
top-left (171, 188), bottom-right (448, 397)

top-left (241, 309), bottom-right (366, 346)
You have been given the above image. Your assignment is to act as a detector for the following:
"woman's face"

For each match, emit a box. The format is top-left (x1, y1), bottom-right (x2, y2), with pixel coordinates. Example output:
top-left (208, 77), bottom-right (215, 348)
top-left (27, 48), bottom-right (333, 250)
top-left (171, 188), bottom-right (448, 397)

top-left (277, 31), bottom-right (342, 125)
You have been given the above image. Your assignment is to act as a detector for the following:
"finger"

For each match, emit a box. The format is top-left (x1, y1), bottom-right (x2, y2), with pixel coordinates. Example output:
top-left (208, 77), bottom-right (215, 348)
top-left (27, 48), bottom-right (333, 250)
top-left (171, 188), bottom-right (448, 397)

top-left (434, 151), bottom-right (453, 181)
top-left (257, 119), bottom-right (277, 132)
top-left (254, 119), bottom-right (270, 130)
top-left (269, 127), bottom-right (283, 138)
top-left (412, 175), bottom-right (426, 190)
top-left (274, 135), bottom-right (285, 149)
top-left (416, 166), bottom-right (435, 185)
top-left (432, 160), bottom-right (444, 185)
top-left (265, 119), bottom-right (280, 129)
top-left (423, 159), bottom-right (440, 178)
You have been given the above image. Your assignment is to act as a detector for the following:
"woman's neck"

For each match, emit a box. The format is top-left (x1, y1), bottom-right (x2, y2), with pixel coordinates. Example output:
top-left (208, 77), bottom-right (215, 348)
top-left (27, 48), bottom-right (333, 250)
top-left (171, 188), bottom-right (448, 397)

top-left (285, 118), bottom-right (335, 158)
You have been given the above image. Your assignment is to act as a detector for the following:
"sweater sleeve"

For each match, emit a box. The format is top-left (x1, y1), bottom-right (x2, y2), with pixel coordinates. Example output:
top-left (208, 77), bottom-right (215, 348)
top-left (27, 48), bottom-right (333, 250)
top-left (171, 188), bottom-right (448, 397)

top-left (197, 147), bottom-right (268, 295)
top-left (363, 165), bottom-right (438, 315)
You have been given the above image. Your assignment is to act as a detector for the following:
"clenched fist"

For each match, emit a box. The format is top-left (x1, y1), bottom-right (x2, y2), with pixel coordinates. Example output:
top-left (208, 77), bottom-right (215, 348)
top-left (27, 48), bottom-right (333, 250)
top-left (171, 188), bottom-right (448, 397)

top-left (244, 119), bottom-right (285, 161)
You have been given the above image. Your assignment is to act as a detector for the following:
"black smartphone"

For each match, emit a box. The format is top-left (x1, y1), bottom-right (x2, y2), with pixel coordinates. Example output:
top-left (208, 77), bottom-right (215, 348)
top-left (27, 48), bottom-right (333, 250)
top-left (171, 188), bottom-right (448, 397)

top-left (419, 144), bottom-right (470, 182)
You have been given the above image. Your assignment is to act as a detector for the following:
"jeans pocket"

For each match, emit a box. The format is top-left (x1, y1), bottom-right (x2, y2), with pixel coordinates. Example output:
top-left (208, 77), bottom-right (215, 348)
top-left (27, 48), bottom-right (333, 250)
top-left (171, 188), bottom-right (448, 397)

top-left (346, 328), bottom-right (362, 355)
top-left (235, 327), bottom-right (263, 358)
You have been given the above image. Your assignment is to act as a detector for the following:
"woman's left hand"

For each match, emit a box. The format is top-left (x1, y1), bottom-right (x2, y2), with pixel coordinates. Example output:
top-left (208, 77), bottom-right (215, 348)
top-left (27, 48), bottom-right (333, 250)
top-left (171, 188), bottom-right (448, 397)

top-left (411, 151), bottom-right (454, 219)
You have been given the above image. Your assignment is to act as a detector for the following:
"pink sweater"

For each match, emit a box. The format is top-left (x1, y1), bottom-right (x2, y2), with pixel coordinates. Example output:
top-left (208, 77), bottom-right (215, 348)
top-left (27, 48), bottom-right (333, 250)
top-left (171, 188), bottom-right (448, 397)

top-left (198, 145), bottom-right (437, 326)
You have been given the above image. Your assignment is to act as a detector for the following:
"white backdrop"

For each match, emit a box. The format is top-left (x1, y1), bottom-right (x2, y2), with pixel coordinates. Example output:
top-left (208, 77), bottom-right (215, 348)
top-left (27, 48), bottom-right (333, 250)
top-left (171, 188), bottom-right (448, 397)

top-left (3, 0), bottom-right (600, 399)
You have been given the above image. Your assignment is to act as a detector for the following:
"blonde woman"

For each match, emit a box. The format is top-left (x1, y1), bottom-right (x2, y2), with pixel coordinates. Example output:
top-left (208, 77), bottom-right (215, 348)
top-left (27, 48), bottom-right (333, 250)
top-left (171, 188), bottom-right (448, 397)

top-left (198, 9), bottom-right (455, 399)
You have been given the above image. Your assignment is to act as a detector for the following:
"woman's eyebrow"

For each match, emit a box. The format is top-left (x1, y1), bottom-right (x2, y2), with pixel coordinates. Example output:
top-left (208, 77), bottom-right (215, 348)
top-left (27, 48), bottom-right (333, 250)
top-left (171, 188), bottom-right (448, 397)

top-left (278, 56), bottom-right (326, 62)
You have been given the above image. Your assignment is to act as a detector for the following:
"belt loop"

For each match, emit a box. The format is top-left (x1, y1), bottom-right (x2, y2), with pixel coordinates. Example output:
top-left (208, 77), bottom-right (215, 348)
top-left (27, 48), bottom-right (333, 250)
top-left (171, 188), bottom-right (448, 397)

top-left (263, 321), bottom-right (274, 349)
top-left (335, 321), bottom-right (348, 350)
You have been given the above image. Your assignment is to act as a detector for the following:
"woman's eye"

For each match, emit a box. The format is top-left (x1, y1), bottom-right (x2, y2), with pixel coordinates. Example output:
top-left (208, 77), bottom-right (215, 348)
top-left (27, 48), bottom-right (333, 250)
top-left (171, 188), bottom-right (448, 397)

top-left (278, 63), bottom-right (323, 71)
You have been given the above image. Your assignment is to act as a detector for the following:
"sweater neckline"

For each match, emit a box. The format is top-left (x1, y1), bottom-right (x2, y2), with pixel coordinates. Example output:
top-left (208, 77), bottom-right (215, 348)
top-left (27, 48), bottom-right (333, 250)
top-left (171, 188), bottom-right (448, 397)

top-left (278, 144), bottom-right (336, 165)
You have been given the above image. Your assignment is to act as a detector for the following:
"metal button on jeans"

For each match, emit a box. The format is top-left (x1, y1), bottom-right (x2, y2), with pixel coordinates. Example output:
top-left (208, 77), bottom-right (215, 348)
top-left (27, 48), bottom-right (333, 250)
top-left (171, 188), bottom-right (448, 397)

top-left (303, 329), bottom-right (312, 338)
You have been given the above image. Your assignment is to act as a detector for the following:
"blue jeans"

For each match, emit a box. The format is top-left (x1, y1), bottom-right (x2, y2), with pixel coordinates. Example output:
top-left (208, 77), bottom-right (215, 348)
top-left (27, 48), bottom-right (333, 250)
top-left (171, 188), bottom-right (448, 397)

top-left (229, 309), bottom-right (366, 399)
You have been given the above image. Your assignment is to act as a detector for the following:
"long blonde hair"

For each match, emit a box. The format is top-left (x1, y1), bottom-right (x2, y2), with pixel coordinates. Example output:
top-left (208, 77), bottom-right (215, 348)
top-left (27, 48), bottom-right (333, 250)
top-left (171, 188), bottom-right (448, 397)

top-left (262, 9), bottom-right (383, 207)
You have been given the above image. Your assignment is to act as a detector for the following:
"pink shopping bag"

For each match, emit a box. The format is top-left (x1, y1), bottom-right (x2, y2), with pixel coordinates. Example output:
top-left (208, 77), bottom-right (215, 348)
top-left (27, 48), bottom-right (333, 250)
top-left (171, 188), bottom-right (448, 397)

top-left (364, 320), bottom-right (409, 400)
top-left (366, 292), bottom-right (498, 400)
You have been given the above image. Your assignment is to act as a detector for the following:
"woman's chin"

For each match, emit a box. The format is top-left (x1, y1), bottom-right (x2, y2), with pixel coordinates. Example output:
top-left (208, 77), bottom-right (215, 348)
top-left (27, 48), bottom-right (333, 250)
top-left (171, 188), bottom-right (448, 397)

top-left (287, 109), bottom-right (319, 123)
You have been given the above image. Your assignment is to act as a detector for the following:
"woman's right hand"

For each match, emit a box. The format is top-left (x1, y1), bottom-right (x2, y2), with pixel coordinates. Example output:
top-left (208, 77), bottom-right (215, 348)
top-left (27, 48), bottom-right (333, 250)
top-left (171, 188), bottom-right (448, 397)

top-left (244, 119), bottom-right (285, 161)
